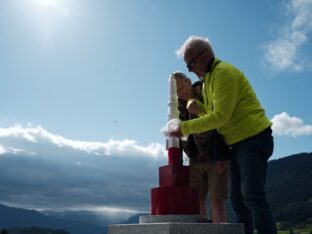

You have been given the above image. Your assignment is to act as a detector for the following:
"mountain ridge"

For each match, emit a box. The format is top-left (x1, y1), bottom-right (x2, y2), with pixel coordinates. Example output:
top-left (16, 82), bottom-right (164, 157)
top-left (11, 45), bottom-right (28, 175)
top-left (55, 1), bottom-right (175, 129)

top-left (0, 152), bottom-right (311, 232)
top-left (0, 204), bottom-right (106, 234)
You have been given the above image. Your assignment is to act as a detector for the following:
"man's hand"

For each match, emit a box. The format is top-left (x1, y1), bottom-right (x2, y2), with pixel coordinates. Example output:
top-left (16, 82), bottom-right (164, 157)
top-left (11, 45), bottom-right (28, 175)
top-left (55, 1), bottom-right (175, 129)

top-left (169, 128), bottom-right (183, 138)
top-left (186, 99), bottom-right (198, 116)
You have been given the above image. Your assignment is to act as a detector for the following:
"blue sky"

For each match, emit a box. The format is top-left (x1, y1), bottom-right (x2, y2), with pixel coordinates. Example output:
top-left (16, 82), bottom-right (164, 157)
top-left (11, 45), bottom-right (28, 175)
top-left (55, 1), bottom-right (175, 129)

top-left (0, 0), bottom-right (312, 222)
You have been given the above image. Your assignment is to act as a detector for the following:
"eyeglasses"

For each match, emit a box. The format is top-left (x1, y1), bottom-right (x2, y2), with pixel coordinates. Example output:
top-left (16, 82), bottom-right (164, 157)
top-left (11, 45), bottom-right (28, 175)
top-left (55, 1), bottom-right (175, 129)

top-left (186, 49), bottom-right (207, 71)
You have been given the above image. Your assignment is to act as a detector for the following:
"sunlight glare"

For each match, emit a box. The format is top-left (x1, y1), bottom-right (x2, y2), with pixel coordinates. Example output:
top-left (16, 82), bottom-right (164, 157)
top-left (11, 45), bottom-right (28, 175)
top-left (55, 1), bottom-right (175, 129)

top-left (38, 0), bottom-right (58, 8)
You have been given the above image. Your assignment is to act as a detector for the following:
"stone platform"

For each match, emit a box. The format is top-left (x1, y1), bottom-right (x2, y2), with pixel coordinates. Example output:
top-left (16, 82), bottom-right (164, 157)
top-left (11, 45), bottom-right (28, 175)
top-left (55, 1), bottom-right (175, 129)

top-left (140, 215), bottom-right (203, 224)
top-left (108, 215), bottom-right (244, 234)
top-left (108, 222), bottom-right (244, 234)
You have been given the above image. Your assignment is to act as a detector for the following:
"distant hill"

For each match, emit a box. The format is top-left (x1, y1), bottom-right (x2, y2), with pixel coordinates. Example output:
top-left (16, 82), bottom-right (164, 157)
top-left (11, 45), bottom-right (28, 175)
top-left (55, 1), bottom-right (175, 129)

top-left (122, 213), bottom-right (149, 224)
top-left (0, 204), bottom-right (106, 234)
top-left (266, 152), bottom-right (312, 225)
top-left (1, 227), bottom-right (70, 234)
top-left (42, 210), bottom-right (116, 228)
top-left (0, 152), bottom-right (311, 230)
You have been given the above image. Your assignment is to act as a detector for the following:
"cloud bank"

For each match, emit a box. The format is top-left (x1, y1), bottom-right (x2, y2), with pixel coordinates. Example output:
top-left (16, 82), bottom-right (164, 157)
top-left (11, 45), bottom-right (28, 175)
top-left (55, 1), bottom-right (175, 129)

top-left (0, 125), bottom-right (166, 218)
top-left (263, 0), bottom-right (312, 72)
top-left (0, 113), bottom-right (311, 220)
top-left (271, 112), bottom-right (312, 136)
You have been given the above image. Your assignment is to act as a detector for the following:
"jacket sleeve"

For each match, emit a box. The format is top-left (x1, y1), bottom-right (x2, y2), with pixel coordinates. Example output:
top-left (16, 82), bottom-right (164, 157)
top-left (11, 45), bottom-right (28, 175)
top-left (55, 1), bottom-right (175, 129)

top-left (181, 68), bottom-right (239, 136)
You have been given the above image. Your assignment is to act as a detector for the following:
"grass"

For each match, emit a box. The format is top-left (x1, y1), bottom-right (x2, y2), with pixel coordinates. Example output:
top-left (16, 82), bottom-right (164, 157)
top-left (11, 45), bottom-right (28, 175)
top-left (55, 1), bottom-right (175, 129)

top-left (251, 223), bottom-right (312, 234)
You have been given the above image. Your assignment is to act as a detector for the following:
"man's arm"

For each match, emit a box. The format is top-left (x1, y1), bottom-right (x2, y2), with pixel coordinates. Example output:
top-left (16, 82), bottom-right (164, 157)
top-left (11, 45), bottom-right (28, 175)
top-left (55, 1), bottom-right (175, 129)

top-left (181, 68), bottom-right (239, 136)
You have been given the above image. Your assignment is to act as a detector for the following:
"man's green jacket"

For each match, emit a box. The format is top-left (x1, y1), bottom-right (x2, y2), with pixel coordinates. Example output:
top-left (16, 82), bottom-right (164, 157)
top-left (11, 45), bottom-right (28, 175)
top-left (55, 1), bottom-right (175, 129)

top-left (181, 58), bottom-right (272, 145)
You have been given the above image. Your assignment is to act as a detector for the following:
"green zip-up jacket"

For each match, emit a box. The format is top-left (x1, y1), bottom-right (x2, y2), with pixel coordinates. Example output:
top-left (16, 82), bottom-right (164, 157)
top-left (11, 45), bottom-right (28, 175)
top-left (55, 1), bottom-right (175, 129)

top-left (181, 58), bottom-right (272, 145)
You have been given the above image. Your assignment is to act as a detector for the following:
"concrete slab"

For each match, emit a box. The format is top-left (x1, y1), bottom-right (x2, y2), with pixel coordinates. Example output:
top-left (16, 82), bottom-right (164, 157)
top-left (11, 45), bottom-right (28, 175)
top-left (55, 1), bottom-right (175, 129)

top-left (140, 215), bottom-right (203, 224)
top-left (108, 223), bottom-right (244, 234)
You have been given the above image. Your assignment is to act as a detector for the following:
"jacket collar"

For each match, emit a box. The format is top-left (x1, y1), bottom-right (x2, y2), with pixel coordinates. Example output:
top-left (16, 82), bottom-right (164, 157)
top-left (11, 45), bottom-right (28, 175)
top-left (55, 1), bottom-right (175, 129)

top-left (208, 58), bottom-right (221, 73)
top-left (203, 58), bottom-right (221, 81)
top-left (206, 57), bottom-right (215, 73)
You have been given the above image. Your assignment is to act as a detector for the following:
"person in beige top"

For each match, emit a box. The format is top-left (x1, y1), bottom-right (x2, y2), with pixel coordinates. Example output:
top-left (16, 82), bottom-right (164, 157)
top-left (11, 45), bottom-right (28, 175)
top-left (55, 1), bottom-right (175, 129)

top-left (173, 72), bottom-right (229, 223)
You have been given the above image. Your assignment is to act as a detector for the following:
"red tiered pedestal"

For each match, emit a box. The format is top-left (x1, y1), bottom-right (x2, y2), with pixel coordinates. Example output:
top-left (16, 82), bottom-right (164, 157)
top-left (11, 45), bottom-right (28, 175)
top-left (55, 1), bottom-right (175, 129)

top-left (151, 146), bottom-right (200, 215)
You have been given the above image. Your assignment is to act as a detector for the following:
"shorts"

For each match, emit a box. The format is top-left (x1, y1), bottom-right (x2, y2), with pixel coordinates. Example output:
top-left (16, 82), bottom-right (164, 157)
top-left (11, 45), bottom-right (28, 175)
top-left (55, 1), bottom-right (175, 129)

top-left (189, 160), bottom-right (229, 201)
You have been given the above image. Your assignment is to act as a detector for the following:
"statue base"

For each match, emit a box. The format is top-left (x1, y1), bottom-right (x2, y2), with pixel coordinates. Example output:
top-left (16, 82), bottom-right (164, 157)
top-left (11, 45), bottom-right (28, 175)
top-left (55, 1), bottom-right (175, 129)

top-left (108, 223), bottom-right (244, 234)
top-left (108, 215), bottom-right (244, 234)
top-left (140, 215), bottom-right (202, 224)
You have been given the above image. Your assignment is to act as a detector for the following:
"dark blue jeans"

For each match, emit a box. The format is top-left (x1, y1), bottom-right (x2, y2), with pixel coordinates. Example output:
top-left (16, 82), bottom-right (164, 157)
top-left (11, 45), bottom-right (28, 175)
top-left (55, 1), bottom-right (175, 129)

top-left (230, 128), bottom-right (277, 234)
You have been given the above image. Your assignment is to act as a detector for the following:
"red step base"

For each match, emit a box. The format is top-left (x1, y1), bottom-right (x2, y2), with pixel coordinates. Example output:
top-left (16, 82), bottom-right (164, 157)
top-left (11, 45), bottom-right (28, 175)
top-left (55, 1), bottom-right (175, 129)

top-left (151, 186), bottom-right (199, 215)
top-left (159, 165), bottom-right (189, 187)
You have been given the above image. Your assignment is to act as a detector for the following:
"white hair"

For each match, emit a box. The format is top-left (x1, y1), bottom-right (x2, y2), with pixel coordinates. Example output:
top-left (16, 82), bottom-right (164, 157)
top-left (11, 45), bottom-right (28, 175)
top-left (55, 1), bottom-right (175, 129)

top-left (176, 35), bottom-right (215, 59)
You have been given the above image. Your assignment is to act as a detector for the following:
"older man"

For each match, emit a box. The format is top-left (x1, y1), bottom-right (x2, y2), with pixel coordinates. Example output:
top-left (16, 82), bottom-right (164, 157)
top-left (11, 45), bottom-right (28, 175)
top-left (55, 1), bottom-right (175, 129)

top-left (171, 36), bottom-right (277, 234)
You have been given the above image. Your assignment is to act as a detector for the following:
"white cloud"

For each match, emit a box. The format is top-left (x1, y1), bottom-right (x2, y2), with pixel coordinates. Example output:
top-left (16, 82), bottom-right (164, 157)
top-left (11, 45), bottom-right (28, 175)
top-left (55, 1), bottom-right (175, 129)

top-left (271, 112), bottom-right (312, 136)
top-left (263, 0), bottom-right (312, 72)
top-left (0, 124), bottom-right (167, 216)
top-left (0, 124), bottom-right (166, 158)
top-left (0, 144), bottom-right (32, 155)
top-left (0, 145), bottom-right (7, 154)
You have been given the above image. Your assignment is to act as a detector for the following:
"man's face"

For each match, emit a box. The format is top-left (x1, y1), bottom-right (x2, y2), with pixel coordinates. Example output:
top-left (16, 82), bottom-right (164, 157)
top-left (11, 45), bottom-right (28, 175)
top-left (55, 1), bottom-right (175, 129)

top-left (174, 76), bottom-right (192, 101)
top-left (184, 49), bottom-right (207, 78)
